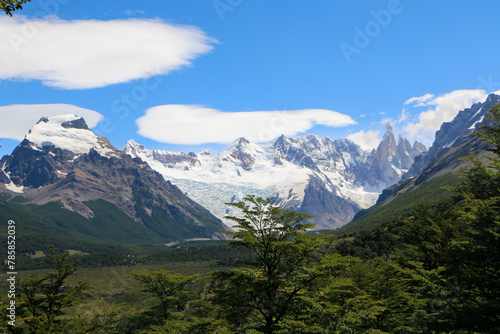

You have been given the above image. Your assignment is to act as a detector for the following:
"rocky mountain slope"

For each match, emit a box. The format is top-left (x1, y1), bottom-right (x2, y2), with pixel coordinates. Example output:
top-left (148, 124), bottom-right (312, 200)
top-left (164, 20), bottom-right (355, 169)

top-left (125, 126), bottom-right (425, 229)
top-left (342, 93), bottom-right (500, 233)
top-left (406, 93), bottom-right (500, 178)
top-left (0, 115), bottom-right (227, 244)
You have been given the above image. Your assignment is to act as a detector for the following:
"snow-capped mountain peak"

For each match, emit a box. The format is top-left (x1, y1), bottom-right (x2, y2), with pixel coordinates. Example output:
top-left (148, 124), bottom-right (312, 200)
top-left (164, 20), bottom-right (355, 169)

top-left (123, 139), bottom-right (145, 155)
top-left (25, 114), bottom-right (116, 156)
top-left (217, 137), bottom-right (272, 172)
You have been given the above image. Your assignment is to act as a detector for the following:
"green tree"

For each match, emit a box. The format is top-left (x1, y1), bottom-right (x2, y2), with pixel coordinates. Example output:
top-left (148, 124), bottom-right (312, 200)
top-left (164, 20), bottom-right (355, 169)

top-left (79, 293), bottom-right (135, 334)
top-left (400, 199), bottom-right (462, 271)
top-left (0, 0), bottom-right (31, 16)
top-left (146, 296), bottom-right (232, 334)
top-left (128, 269), bottom-right (199, 321)
top-left (288, 254), bottom-right (385, 334)
top-left (212, 195), bottom-right (323, 333)
top-left (19, 245), bottom-right (87, 333)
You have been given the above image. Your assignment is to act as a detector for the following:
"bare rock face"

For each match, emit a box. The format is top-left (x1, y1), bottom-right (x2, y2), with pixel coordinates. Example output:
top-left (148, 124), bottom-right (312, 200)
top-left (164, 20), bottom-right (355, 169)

top-left (397, 136), bottom-right (413, 170)
top-left (373, 123), bottom-right (399, 186)
top-left (2, 139), bottom-right (76, 188)
top-left (61, 117), bottom-right (89, 130)
top-left (299, 175), bottom-right (359, 229)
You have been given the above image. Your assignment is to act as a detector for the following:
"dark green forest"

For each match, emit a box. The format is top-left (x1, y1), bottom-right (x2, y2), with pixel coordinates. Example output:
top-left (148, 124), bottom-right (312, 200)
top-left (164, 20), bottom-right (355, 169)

top-left (1, 105), bottom-right (499, 333)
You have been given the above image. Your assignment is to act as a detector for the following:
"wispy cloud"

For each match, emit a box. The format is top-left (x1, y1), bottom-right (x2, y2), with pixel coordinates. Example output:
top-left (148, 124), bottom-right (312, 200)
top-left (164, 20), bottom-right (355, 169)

top-left (397, 108), bottom-right (410, 124)
top-left (347, 130), bottom-right (380, 151)
top-left (136, 105), bottom-right (357, 145)
top-left (0, 104), bottom-right (103, 140)
top-left (404, 93), bottom-right (435, 107)
top-left (124, 9), bottom-right (145, 16)
top-left (0, 16), bottom-right (216, 89)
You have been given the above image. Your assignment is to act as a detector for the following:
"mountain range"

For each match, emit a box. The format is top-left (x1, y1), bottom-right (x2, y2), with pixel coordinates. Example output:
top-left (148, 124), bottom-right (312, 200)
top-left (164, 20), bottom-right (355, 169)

top-left (124, 124), bottom-right (426, 229)
top-left (2, 93), bottom-right (498, 250)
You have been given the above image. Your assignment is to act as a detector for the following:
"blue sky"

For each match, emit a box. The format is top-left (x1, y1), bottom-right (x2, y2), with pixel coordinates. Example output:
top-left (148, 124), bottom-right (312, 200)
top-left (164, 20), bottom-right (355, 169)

top-left (1, 0), bottom-right (500, 156)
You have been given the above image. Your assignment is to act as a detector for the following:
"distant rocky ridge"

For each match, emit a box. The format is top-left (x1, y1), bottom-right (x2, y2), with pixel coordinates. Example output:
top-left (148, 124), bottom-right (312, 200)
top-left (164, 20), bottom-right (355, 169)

top-left (125, 126), bottom-right (425, 229)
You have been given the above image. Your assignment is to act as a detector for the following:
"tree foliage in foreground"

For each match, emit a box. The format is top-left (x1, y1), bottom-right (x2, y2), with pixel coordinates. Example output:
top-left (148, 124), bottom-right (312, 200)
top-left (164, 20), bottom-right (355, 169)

top-left (128, 269), bottom-right (200, 321)
top-left (211, 196), bottom-right (322, 333)
top-left (0, 0), bottom-right (31, 16)
top-left (399, 104), bottom-right (500, 333)
top-left (17, 246), bottom-right (87, 333)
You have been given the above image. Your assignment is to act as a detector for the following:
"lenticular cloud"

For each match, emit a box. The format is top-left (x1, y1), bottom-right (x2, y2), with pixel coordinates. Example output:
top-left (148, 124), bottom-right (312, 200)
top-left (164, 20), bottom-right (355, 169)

top-left (0, 16), bottom-right (216, 89)
top-left (0, 104), bottom-right (103, 141)
top-left (136, 105), bottom-right (357, 145)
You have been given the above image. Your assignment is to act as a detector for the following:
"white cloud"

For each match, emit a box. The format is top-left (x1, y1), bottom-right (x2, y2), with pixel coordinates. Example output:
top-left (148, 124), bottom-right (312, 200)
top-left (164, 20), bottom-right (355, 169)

top-left (403, 89), bottom-right (489, 140)
top-left (404, 93), bottom-right (435, 107)
top-left (136, 105), bottom-right (357, 145)
top-left (0, 104), bottom-right (103, 140)
top-left (347, 130), bottom-right (380, 151)
top-left (0, 16), bottom-right (215, 89)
